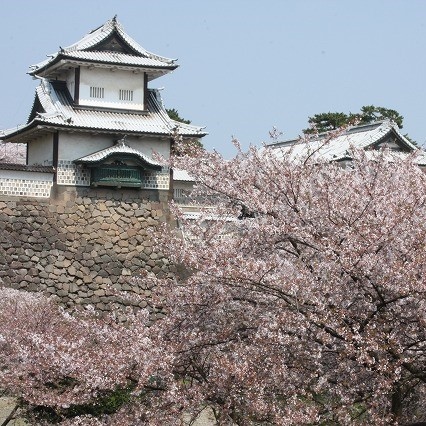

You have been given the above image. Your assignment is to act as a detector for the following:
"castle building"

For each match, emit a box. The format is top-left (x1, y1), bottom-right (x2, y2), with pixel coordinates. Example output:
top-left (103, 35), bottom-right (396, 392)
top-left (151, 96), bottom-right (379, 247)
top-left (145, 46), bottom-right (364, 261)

top-left (266, 120), bottom-right (426, 167)
top-left (0, 16), bottom-right (206, 199)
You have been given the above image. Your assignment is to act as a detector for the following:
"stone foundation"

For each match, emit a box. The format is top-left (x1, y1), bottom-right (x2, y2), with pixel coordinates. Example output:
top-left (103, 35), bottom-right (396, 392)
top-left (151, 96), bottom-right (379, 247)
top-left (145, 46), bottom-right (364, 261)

top-left (0, 186), bottom-right (175, 317)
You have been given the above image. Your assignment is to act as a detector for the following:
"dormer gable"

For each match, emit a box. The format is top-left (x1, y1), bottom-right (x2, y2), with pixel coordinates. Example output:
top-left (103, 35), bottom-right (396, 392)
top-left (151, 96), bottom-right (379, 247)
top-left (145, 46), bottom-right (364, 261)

top-left (27, 96), bottom-right (46, 124)
top-left (87, 32), bottom-right (138, 55)
top-left (371, 129), bottom-right (412, 152)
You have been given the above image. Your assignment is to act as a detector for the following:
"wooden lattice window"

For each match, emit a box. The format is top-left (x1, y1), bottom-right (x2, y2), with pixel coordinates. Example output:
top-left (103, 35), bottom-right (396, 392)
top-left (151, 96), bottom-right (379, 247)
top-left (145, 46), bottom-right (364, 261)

top-left (119, 89), bottom-right (134, 101)
top-left (91, 166), bottom-right (142, 188)
top-left (90, 86), bottom-right (104, 98)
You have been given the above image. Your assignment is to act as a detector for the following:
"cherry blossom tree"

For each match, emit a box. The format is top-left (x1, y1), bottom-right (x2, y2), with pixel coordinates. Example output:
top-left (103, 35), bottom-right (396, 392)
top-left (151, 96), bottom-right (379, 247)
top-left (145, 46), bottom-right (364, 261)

top-left (0, 141), bottom-right (26, 163)
top-left (0, 287), bottom-right (169, 425)
top-left (1, 134), bottom-right (426, 425)
top-left (155, 139), bottom-right (426, 425)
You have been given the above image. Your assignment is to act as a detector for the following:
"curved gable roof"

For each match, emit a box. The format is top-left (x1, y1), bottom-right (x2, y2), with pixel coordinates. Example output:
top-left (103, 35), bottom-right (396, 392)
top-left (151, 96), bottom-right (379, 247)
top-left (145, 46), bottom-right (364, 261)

top-left (28, 17), bottom-right (177, 77)
top-left (73, 138), bottom-right (162, 170)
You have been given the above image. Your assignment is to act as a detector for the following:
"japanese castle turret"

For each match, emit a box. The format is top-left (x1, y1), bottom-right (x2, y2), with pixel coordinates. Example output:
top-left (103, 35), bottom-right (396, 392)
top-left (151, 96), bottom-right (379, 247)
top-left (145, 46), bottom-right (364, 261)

top-left (0, 16), bottom-right (206, 198)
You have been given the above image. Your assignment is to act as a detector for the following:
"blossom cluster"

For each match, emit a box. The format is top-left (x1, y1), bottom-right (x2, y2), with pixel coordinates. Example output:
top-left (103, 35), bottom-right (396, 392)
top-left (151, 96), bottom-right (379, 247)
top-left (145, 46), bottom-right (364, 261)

top-left (1, 135), bottom-right (426, 424)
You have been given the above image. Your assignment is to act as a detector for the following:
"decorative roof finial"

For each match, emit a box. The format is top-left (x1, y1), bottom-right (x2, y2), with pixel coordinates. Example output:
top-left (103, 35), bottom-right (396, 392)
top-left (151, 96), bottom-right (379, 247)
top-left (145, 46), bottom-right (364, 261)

top-left (116, 135), bottom-right (127, 146)
top-left (112, 15), bottom-right (118, 23)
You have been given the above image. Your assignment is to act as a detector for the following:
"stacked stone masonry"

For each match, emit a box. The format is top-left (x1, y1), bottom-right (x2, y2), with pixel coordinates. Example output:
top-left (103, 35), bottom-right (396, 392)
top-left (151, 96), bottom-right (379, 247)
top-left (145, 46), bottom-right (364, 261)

top-left (0, 188), bottom-right (175, 319)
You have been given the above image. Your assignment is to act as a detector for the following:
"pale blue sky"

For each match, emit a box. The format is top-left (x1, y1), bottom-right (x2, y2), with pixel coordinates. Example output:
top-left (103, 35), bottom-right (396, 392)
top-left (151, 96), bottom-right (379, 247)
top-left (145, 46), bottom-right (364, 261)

top-left (0, 0), bottom-right (425, 157)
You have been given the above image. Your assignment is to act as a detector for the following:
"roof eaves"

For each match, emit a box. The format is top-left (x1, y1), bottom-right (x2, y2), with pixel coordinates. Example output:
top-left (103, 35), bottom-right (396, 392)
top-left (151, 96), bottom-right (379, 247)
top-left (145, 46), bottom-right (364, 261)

top-left (28, 53), bottom-right (60, 76)
top-left (114, 20), bottom-right (177, 65)
top-left (0, 120), bottom-right (42, 141)
top-left (389, 123), bottom-right (418, 151)
top-left (61, 54), bottom-right (178, 70)
top-left (0, 163), bottom-right (54, 173)
top-left (170, 120), bottom-right (208, 137)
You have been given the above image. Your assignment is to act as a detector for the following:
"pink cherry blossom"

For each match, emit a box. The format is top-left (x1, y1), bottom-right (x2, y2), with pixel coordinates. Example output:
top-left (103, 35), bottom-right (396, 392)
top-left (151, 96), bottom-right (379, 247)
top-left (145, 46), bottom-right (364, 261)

top-left (1, 132), bottom-right (425, 424)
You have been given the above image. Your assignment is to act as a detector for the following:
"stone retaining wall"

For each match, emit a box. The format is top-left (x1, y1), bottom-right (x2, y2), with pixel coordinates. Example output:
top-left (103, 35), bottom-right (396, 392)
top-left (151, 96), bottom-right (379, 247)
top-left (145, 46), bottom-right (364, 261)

top-left (0, 186), bottom-right (175, 317)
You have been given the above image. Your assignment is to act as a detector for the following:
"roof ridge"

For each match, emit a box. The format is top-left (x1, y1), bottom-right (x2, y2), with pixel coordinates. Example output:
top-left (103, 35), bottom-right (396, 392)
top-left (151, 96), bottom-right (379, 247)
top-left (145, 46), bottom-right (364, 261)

top-left (62, 18), bottom-right (175, 65)
top-left (29, 18), bottom-right (177, 76)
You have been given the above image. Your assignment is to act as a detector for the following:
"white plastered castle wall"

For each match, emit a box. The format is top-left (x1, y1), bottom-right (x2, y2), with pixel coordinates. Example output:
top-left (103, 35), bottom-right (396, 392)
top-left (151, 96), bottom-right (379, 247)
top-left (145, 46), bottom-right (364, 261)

top-left (27, 134), bottom-right (53, 166)
top-left (58, 133), bottom-right (171, 161)
top-left (79, 67), bottom-right (145, 110)
top-left (66, 71), bottom-right (75, 100)
top-left (57, 132), bottom-right (109, 186)
top-left (59, 132), bottom-right (111, 159)
top-left (126, 135), bottom-right (170, 159)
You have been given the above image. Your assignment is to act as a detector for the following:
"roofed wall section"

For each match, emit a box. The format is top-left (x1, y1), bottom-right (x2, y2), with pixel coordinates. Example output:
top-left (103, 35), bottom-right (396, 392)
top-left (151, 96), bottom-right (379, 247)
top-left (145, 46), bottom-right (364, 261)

top-left (55, 161), bottom-right (170, 189)
top-left (0, 163), bottom-right (169, 195)
top-left (0, 167), bottom-right (54, 198)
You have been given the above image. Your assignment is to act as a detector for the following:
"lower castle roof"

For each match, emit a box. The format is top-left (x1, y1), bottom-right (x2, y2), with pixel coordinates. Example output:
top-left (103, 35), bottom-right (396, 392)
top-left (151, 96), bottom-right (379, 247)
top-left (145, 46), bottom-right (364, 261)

top-left (1, 79), bottom-right (206, 143)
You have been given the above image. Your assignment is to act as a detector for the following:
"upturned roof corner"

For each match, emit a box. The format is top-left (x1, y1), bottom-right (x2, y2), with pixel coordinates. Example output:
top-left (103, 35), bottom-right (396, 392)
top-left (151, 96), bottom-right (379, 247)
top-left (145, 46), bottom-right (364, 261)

top-left (28, 17), bottom-right (178, 80)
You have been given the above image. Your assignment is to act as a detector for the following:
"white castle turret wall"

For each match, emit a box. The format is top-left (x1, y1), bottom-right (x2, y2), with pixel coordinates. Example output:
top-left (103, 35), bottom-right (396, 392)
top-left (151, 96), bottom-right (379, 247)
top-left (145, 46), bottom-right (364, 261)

top-left (79, 67), bottom-right (145, 110)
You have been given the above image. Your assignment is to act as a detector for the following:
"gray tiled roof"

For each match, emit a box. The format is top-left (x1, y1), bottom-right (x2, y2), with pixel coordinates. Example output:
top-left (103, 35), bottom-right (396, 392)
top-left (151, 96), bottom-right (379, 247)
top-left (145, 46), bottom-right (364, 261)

top-left (0, 163), bottom-right (54, 173)
top-left (29, 17), bottom-right (176, 76)
top-left (55, 51), bottom-right (173, 68)
top-left (173, 169), bottom-right (194, 181)
top-left (267, 121), bottom-right (426, 166)
top-left (2, 79), bottom-right (206, 141)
